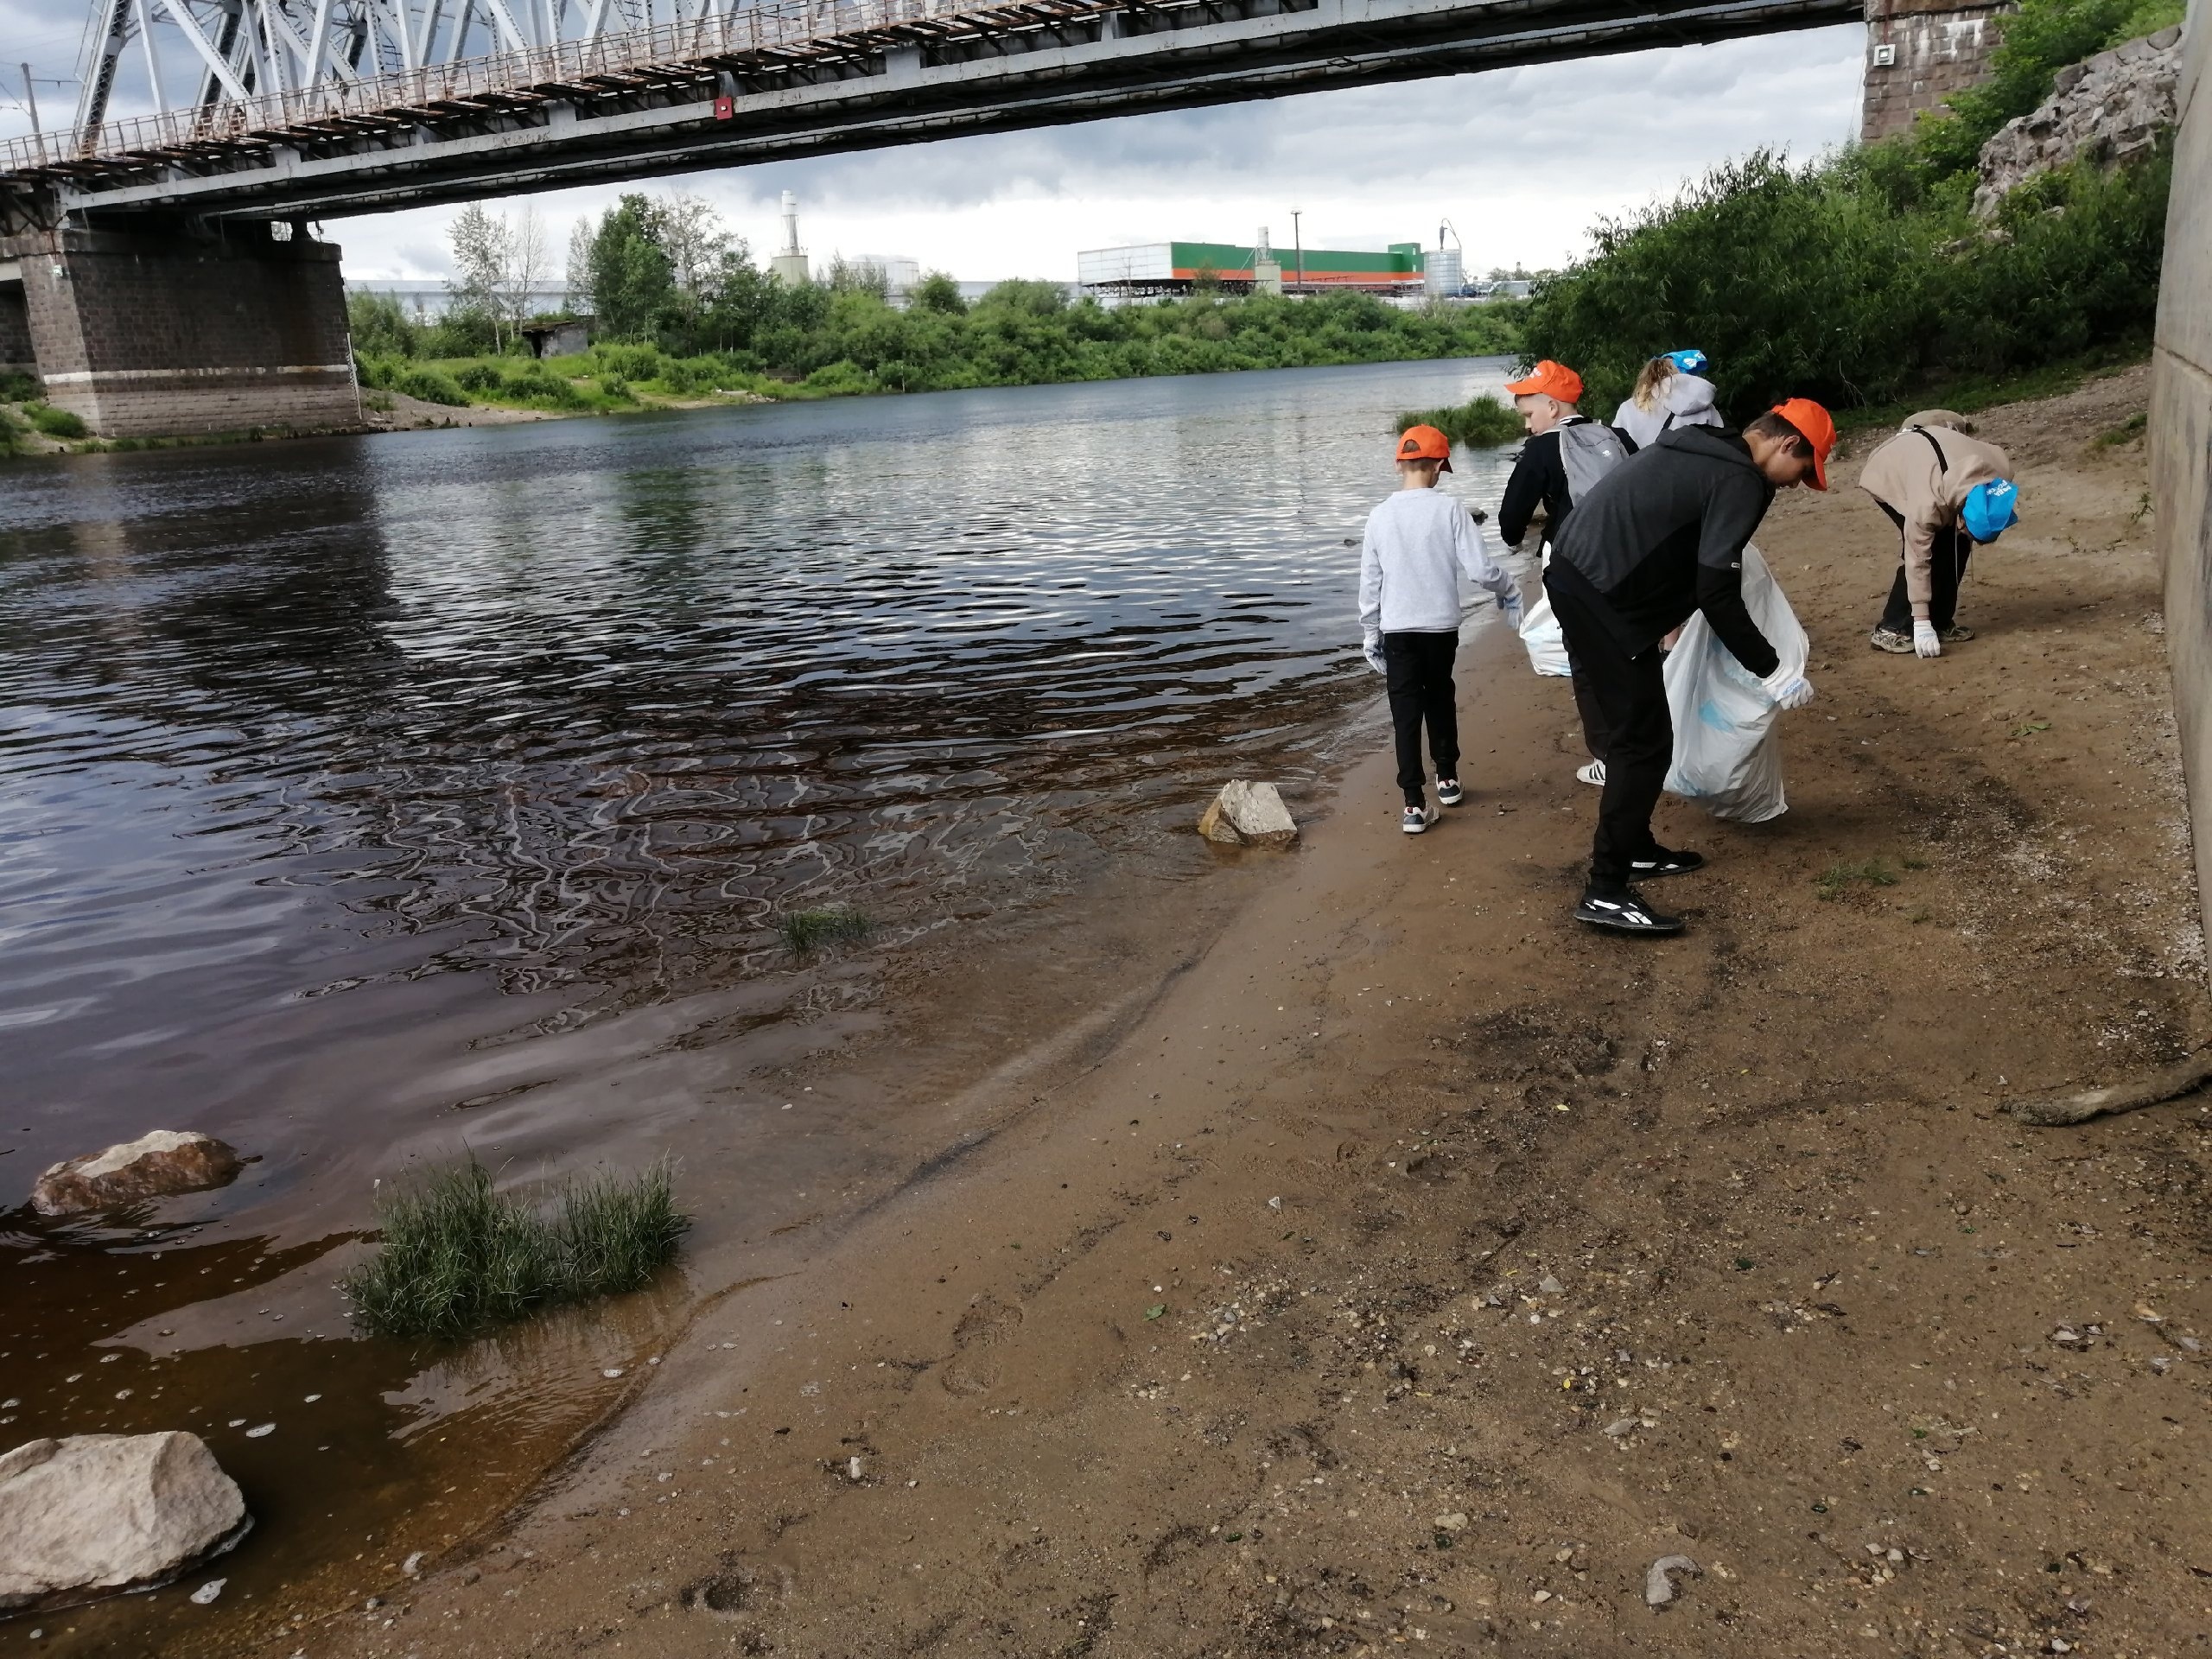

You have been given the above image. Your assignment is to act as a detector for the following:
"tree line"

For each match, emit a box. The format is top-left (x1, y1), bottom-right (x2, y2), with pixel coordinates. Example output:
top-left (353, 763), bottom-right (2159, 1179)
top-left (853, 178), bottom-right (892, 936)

top-left (346, 188), bottom-right (1524, 402)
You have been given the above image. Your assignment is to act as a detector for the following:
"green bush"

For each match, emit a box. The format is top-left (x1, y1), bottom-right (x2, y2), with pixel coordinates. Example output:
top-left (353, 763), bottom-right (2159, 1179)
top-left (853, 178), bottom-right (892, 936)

top-left (0, 369), bottom-right (40, 403)
top-left (346, 291), bottom-right (423, 359)
top-left (0, 405), bottom-right (28, 458)
top-left (594, 342), bottom-right (668, 381)
top-left (1521, 143), bottom-right (2168, 416)
top-left (1397, 393), bottom-right (1522, 448)
top-left (1519, 0), bottom-right (2177, 417)
top-left (25, 402), bottom-right (89, 439)
top-left (342, 1156), bottom-right (688, 1340)
top-left (395, 365), bottom-right (472, 407)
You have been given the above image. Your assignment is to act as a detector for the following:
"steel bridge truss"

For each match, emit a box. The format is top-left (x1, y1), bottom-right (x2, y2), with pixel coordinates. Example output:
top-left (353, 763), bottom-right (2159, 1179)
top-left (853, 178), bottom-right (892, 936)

top-left (3, 0), bottom-right (1861, 222)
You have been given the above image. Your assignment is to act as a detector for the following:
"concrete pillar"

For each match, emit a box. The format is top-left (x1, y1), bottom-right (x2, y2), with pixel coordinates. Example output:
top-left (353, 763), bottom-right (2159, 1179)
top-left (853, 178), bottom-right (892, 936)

top-left (1860, 0), bottom-right (2012, 143)
top-left (2153, 2), bottom-right (2211, 962)
top-left (0, 219), bottom-right (359, 438)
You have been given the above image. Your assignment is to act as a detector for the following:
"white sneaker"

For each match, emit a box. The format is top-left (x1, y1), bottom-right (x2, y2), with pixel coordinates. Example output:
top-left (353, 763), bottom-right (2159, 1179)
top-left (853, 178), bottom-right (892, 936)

top-left (1402, 805), bottom-right (1429, 835)
top-left (1576, 760), bottom-right (1607, 786)
top-left (1435, 779), bottom-right (1465, 807)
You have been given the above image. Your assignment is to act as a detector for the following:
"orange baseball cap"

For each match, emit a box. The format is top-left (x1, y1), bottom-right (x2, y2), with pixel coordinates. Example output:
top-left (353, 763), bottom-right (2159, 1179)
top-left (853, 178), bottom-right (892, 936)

top-left (1770, 397), bottom-right (1836, 490)
top-left (1396, 424), bottom-right (1453, 470)
top-left (1503, 359), bottom-right (1584, 404)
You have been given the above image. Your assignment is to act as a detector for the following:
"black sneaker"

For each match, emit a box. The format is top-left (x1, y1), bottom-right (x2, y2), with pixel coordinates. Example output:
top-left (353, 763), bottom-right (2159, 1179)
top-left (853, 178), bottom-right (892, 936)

top-left (1573, 888), bottom-right (1685, 935)
top-left (1628, 847), bottom-right (1706, 880)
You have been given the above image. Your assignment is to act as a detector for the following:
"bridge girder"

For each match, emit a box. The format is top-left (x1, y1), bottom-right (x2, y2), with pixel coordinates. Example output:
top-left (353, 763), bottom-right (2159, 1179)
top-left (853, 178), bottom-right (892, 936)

top-left (6, 0), bottom-right (1862, 224)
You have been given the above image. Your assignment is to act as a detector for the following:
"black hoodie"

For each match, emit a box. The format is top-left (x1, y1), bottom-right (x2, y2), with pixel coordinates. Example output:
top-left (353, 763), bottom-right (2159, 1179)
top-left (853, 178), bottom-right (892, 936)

top-left (1544, 426), bottom-right (1781, 678)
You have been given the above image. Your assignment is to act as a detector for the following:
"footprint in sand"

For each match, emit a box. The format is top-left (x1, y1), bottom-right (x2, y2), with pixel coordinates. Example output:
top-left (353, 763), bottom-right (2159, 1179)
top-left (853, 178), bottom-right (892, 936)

top-left (940, 1294), bottom-right (1024, 1395)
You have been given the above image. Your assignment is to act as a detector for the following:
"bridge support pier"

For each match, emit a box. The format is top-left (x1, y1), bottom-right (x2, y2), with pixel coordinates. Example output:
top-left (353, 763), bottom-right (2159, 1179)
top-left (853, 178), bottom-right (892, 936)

top-left (0, 281), bottom-right (32, 383)
top-left (2153, 8), bottom-right (2211, 961)
top-left (0, 217), bottom-right (359, 437)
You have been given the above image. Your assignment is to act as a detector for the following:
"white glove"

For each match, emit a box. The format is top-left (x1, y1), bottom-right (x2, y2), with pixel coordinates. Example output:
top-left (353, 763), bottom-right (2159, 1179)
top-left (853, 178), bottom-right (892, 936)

top-left (1913, 620), bottom-right (1942, 658)
top-left (1498, 587), bottom-right (1524, 631)
top-left (1761, 667), bottom-right (1815, 711)
top-left (1363, 631), bottom-right (1387, 676)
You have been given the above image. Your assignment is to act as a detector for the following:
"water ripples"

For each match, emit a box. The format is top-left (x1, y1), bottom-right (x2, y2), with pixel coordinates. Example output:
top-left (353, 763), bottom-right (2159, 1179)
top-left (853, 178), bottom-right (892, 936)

top-left (0, 357), bottom-right (1518, 1119)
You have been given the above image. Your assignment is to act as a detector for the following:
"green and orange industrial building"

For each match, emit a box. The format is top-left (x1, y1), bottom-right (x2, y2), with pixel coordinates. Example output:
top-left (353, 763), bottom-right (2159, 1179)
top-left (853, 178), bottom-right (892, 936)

top-left (1076, 238), bottom-right (1436, 298)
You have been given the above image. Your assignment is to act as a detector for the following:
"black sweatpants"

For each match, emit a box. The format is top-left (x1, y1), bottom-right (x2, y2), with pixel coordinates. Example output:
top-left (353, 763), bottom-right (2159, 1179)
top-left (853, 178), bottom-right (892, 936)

top-left (1384, 630), bottom-right (1459, 805)
top-left (1874, 501), bottom-right (1973, 632)
top-left (1545, 573), bottom-right (1670, 892)
top-left (1570, 664), bottom-right (1612, 763)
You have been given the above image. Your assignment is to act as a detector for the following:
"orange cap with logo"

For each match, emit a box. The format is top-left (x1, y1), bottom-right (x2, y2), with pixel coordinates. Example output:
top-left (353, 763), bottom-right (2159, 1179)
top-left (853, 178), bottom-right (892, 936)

top-left (1503, 359), bottom-right (1584, 404)
top-left (1396, 424), bottom-right (1453, 471)
top-left (1770, 397), bottom-right (1837, 490)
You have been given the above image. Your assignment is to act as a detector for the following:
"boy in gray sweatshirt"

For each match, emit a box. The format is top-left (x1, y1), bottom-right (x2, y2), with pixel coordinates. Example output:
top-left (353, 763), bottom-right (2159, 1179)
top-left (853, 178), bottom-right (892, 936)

top-left (1359, 424), bottom-right (1521, 834)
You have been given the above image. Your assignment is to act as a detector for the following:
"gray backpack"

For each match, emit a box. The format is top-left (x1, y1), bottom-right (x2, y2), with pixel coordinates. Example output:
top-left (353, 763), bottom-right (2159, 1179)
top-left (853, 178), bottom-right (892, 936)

top-left (1557, 421), bottom-right (1629, 505)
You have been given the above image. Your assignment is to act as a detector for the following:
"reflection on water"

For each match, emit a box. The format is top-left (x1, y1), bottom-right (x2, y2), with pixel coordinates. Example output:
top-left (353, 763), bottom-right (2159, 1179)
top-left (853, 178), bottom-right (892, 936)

top-left (0, 357), bottom-right (1521, 1650)
top-left (2, 359), bottom-right (1519, 1125)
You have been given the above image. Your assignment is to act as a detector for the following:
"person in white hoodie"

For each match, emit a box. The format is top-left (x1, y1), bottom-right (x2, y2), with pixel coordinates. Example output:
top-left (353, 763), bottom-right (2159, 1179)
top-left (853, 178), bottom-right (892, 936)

top-left (1612, 350), bottom-right (1726, 451)
top-left (1359, 424), bottom-right (1521, 835)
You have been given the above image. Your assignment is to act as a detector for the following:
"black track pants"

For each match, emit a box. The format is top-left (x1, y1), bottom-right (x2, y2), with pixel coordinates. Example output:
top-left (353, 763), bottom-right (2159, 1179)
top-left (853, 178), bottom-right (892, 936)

top-left (1874, 501), bottom-right (1973, 632)
top-left (1545, 575), bottom-right (1670, 892)
top-left (1570, 664), bottom-right (1612, 763)
top-left (1383, 630), bottom-right (1459, 805)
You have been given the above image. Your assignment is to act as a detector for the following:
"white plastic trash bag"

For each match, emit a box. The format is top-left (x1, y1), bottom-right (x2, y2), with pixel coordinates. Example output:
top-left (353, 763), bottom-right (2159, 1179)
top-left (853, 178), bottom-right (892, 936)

top-left (1662, 543), bottom-right (1806, 823)
top-left (1518, 546), bottom-right (1573, 677)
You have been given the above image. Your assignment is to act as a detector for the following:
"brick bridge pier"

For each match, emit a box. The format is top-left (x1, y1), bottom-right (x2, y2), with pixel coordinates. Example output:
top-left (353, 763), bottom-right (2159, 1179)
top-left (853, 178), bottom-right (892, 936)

top-left (0, 212), bottom-right (359, 438)
top-left (1860, 0), bottom-right (2011, 141)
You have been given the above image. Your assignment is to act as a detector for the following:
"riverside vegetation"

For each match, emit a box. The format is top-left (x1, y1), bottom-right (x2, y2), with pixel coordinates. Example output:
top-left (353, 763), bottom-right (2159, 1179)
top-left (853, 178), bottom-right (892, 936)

top-left (349, 210), bottom-right (1525, 416)
top-left (342, 1158), bottom-right (688, 1340)
top-left (1520, 0), bottom-right (2185, 417)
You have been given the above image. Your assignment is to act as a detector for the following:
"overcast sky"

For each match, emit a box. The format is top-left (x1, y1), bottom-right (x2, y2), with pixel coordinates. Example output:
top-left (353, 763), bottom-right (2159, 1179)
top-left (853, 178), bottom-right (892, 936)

top-left (1, 3), bottom-right (1863, 281)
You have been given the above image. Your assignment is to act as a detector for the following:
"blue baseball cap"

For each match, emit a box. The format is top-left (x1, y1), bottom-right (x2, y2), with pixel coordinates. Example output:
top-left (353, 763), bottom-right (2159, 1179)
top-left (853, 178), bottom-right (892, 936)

top-left (1665, 349), bottom-right (1710, 375)
top-left (1961, 478), bottom-right (2018, 543)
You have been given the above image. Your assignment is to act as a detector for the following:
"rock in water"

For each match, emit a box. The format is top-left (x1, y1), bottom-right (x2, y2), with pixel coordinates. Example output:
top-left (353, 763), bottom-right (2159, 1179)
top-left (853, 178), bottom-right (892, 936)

top-left (0, 1433), bottom-right (251, 1613)
top-left (30, 1131), bottom-right (244, 1217)
top-left (1196, 780), bottom-right (1299, 849)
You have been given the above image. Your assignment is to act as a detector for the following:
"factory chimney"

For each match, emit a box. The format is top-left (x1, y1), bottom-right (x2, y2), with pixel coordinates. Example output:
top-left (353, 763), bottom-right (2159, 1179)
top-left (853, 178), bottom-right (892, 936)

top-left (770, 190), bottom-right (811, 287)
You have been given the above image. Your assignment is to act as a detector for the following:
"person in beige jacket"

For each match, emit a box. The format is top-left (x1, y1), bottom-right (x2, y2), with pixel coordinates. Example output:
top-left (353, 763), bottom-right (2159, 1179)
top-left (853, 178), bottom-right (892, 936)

top-left (1859, 410), bottom-right (2019, 658)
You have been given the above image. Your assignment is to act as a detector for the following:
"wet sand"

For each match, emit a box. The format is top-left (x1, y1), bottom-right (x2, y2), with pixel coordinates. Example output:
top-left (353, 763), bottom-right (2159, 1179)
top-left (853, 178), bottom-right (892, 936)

top-left (30, 364), bottom-right (2207, 1657)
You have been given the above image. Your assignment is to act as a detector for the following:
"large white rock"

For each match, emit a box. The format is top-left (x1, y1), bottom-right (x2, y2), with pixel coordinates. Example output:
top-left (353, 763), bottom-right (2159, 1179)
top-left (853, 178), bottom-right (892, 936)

top-left (0, 1433), bottom-right (251, 1612)
top-left (1974, 27), bottom-right (2183, 218)
top-left (31, 1130), bottom-right (243, 1217)
top-left (1196, 780), bottom-right (1299, 849)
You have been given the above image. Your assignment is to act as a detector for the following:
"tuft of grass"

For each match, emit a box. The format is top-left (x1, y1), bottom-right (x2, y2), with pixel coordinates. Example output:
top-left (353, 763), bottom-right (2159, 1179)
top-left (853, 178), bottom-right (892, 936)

top-left (25, 402), bottom-right (89, 439)
top-left (1396, 393), bottom-right (1522, 449)
top-left (342, 1156), bottom-right (687, 1340)
top-left (1816, 859), bottom-right (1901, 900)
top-left (778, 906), bottom-right (873, 954)
top-left (2092, 410), bottom-right (2147, 448)
top-left (558, 1165), bottom-right (690, 1296)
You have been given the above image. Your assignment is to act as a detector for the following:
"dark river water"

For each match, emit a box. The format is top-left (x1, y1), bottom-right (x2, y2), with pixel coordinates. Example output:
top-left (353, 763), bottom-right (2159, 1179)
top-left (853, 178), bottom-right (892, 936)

top-left (0, 356), bottom-right (1519, 1650)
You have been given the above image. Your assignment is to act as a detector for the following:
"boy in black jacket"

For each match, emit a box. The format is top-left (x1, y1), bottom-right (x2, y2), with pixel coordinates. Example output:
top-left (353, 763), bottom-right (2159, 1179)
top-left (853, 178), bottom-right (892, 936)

top-left (1497, 358), bottom-right (1635, 785)
top-left (1545, 399), bottom-right (1834, 936)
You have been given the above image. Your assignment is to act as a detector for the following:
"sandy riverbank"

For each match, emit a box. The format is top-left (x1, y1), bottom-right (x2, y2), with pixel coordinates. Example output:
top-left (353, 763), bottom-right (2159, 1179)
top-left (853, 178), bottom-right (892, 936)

top-left (253, 364), bottom-right (2212, 1659)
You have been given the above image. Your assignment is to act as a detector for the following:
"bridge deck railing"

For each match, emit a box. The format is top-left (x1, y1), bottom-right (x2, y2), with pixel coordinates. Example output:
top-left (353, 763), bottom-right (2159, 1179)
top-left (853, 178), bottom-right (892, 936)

top-left (3, 0), bottom-right (1110, 178)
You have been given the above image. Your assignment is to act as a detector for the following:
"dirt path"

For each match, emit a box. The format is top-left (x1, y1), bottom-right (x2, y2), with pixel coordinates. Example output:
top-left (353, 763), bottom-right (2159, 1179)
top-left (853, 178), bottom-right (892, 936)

top-left (276, 365), bottom-right (2211, 1659)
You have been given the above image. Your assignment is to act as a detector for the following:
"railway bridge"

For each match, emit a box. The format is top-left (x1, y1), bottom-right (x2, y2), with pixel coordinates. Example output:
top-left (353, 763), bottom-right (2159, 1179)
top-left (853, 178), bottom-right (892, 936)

top-left (0, 0), bottom-right (1863, 434)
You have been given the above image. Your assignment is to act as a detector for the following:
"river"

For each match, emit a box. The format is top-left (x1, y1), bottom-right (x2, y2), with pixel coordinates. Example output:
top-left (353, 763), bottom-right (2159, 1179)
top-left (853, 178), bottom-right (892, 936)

top-left (0, 356), bottom-right (1521, 1651)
